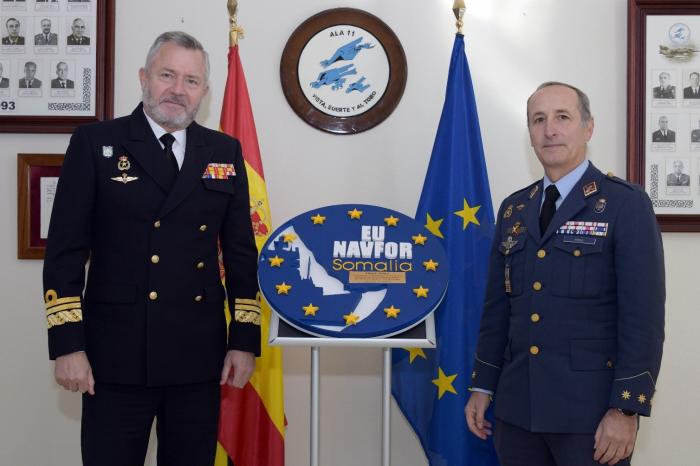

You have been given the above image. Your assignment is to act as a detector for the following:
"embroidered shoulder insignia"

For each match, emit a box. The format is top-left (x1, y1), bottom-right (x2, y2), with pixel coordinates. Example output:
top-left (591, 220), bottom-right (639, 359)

top-left (583, 181), bottom-right (598, 197)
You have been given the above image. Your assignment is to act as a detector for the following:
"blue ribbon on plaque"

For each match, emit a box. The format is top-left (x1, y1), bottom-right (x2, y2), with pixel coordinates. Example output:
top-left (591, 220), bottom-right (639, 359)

top-left (258, 204), bottom-right (449, 338)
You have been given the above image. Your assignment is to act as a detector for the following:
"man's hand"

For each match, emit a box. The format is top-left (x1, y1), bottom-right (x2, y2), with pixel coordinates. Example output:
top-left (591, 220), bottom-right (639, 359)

top-left (55, 351), bottom-right (95, 395)
top-left (593, 408), bottom-right (637, 465)
top-left (219, 350), bottom-right (256, 388)
top-left (465, 391), bottom-right (493, 440)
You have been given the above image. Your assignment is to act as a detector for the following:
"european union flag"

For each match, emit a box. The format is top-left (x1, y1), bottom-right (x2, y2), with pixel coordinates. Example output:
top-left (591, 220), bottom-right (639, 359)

top-left (392, 34), bottom-right (499, 466)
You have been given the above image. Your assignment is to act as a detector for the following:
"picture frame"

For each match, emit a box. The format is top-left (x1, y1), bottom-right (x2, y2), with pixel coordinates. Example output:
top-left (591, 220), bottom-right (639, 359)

top-left (280, 7), bottom-right (407, 135)
top-left (0, 0), bottom-right (114, 133)
top-left (17, 153), bottom-right (63, 259)
top-left (628, 0), bottom-right (700, 231)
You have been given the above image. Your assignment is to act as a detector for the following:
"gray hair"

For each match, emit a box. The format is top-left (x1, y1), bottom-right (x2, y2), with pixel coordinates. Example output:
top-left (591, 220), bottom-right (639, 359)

top-left (527, 81), bottom-right (592, 124)
top-left (144, 31), bottom-right (210, 84)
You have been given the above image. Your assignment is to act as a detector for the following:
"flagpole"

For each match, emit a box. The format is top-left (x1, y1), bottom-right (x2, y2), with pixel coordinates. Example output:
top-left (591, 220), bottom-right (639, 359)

top-left (453, 0), bottom-right (465, 33)
top-left (227, 0), bottom-right (244, 46)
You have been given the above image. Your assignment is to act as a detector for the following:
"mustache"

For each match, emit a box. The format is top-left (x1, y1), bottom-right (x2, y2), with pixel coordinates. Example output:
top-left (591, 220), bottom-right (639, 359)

top-left (160, 95), bottom-right (186, 107)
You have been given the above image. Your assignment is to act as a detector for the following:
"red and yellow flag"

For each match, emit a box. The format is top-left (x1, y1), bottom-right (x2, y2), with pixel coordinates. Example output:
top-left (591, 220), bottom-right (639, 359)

top-left (215, 44), bottom-right (285, 466)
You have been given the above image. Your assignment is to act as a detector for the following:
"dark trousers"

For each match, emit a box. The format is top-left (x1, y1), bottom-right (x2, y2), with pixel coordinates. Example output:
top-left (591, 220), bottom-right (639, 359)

top-left (81, 382), bottom-right (220, 466)
top-left (494, 418), bottom-right (632, 466)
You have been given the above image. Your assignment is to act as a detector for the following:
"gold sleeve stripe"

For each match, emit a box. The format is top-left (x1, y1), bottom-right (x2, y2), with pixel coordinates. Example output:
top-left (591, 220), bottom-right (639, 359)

top-left (46, 301), bottom-right (82, 316)
top-left (45, 295), bottom-right (81, 309)
top-left (235, 298), bottom-right (259, 306)
top-left (234, 304), bottom-right (261, 313)
top-left (234, 310), bottom-right (261, 325)
top-left (47, 309), bottom-right (83, 329)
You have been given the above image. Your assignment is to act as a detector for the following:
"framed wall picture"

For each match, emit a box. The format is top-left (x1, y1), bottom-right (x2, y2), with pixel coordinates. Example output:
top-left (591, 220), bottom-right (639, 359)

top-left (628, 0), bottom-right (700, 231)
top-left (0, 0), bottom-right (114, 133)
top-left (17, 153), bottom-right (62, 259)
top-left (280, 7), bottom-right (407, 135)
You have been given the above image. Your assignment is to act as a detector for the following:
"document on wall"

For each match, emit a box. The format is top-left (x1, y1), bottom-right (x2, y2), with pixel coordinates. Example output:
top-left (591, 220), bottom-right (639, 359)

top-left (40, 176), bottom-right (58, 239)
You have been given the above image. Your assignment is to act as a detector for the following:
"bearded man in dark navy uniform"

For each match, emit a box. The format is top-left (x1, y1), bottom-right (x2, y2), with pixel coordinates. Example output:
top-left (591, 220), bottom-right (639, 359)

top-left (43, 31), bottom-right (261, 466)
top-left (465, 82), bottom-right (665, 466)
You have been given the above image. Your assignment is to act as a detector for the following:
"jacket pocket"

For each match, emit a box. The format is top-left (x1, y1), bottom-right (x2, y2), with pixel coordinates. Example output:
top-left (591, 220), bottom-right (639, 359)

top-left (551, 235), bottom-right (605, 297)
top-left (202, 178), bottom-right (235, 195)
top-left (570, 339), bottom-right (616, 371)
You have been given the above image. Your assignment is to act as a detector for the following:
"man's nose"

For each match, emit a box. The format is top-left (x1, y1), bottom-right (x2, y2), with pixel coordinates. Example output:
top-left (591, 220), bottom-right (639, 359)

top-left (544, 121), bottom-right (557, 138)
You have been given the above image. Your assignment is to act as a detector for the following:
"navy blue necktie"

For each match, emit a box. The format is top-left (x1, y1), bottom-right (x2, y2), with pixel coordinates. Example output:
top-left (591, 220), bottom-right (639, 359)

top-left (539, 184), bottom-right (560, 233)
top-left (159, 133), bottom-right (179, 173)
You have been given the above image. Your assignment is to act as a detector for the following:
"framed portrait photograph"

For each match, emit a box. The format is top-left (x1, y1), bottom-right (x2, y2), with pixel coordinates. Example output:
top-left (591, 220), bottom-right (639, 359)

top-left (628, 0), bottom-right (700, 231)
top-left (280, 7), bottom-right (407, 135)
top-left (0, 0), bottom-right (113, 133)
top-left (17, 153), bottom-right (62, 259)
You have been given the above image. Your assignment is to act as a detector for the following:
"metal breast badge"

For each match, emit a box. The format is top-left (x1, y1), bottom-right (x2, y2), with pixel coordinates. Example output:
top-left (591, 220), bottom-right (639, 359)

top-left (117, 155), bottom-right (131, 171)
top-left (111, 155), bottom-right (138, 183)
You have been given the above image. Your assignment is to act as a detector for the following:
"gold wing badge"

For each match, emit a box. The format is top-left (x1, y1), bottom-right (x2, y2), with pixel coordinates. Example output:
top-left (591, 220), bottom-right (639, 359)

top-left (111, 173), bottom-right (139, 184)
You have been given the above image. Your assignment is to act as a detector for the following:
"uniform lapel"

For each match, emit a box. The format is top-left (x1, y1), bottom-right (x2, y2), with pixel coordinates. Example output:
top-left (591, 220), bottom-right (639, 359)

top-left (524, 181), bottom-right (544, 243)
top-left (158, 121), bottom-right (214, 219)
top-left (122, 105), bottom-right (173, 193)
top-left (541, 163), bottom-right (603, 243)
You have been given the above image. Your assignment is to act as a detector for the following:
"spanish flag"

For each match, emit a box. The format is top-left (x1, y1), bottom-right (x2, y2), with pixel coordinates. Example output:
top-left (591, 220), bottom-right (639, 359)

top-left (214, 42), bottom-right (285, 466)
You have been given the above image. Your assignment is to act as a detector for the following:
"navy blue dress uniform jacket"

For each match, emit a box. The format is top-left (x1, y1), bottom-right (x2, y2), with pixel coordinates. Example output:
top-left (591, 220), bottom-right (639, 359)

top-left (471, 163), bottom-right (665, 434)
top-left (43, 105), bottom-right (261, 387)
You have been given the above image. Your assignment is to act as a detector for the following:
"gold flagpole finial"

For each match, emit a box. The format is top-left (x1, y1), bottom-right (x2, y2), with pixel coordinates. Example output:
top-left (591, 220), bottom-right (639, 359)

top-left (453, 0), bottom-right (466, 34)
top-left (227, 0), bottom-right (245, 46)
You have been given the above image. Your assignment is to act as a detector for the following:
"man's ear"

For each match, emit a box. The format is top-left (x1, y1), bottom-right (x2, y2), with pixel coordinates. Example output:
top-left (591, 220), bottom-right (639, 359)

top-left (138, 67), bottom-right (146, 90)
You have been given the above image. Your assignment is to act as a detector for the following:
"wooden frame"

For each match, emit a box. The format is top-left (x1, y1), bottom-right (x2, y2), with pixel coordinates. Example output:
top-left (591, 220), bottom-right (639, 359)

top-left (280, 7), bottom-right (407, 135)
top-left (17, 153), bottom-right (63, 259)
top-left (0, 0), bottom-right (114, 133)
top-left (628, 0), bottom-right (700, 231)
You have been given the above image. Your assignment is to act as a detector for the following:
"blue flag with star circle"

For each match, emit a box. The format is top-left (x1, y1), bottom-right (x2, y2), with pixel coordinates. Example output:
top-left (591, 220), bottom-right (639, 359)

top-left (391, 34), bottom-right (499, 466)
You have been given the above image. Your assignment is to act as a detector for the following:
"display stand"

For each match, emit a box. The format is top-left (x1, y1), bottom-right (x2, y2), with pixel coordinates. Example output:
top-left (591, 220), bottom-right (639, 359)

top-left (269, 314), bottom-right (436, 466)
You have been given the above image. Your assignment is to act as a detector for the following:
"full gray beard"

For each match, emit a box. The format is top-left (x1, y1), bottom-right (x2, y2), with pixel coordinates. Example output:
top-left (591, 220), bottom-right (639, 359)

top-left (142, 84), bottom-right (199, 131)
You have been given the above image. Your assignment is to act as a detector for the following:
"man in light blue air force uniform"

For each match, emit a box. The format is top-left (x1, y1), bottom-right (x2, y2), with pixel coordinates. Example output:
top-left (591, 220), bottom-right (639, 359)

top-left (465, 82), bottom-right (665, 466)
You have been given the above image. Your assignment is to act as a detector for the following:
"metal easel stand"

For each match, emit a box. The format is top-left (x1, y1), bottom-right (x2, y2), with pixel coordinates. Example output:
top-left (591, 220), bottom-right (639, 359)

top-left (270, 314), bottom-right (436, 466)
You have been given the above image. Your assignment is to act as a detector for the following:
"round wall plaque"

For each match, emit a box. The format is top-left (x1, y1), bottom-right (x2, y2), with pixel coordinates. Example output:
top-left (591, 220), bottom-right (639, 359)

top-left (280, 8), bottom-right (407, 135)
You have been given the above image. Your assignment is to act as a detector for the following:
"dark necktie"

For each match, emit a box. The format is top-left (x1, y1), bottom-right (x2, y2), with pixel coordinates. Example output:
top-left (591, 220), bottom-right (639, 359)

top-left (159, 133), bottom-right (179, 173)
top-left (539, 184), bottom-right (560, 234)
top-left (61, 81), bottom-right (65, 88)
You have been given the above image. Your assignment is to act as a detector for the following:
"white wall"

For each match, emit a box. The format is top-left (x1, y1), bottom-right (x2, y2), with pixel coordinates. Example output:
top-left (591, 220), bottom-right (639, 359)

top-left (1, 1), bottom-right (696, 465)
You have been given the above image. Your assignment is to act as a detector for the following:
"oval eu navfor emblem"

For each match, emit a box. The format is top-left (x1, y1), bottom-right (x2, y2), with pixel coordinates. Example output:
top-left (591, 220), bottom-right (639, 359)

top-left (258, 204), bottom-right (449, 338)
